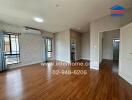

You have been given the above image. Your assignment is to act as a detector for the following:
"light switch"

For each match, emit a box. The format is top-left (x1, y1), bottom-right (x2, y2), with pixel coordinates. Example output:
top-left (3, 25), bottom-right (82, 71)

top-left (93, 45), bottom-right (96, 48)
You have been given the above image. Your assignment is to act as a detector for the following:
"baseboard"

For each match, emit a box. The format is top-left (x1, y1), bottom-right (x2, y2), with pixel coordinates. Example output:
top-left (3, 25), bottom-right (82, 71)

top-left (7, 61), bottom-right (43, 69)
top-left (55, 60), bottom-right (71, 64)
top-left (102, 59), bottom-right (113, 61)
top-left (90, 66), bottom-right (99, 70)
top-left (119, 71), bottom-right (132, 85)
top-left (80, 58), bottom-right (90, 60)
top-left (77, 59), bottom-right (90, 62)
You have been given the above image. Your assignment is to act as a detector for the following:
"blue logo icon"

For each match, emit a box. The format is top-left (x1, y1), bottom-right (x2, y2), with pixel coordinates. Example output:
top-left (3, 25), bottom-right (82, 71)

top-left (111, 5), bottom-right (125, 17)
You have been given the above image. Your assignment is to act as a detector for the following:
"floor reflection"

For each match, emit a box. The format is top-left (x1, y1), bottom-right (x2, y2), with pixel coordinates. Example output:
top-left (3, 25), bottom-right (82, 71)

top-left (47, 63), bottom-right (54, 80)
top-left (6, 70), bottom-right (23, 99)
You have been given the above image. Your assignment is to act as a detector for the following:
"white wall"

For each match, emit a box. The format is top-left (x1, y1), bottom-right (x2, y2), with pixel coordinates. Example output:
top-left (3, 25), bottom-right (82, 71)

top-left (90, 7), bottom-right (132, 70)
top-left (102, 30), bottom-right (120, 60)
top-left (81, 32), bottom-right (90, 60)
top-left (9, 33), bottom-right (44, 68)
top-left (0, 21), bottom-right (56, 68)
top-left (55, 30), bottom-right (71, 63)
top-left (0, 22), bottom-right (46, 68)
top-left (119, 22), bottom-right (132, 85)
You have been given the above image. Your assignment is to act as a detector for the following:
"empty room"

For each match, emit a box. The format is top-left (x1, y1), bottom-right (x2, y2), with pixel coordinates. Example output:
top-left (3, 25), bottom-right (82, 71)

top-left (0, 0), bottom-right (132, 100)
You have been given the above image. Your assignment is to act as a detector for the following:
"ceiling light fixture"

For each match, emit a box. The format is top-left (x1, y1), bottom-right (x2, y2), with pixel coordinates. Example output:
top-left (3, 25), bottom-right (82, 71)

top-left (33, 17), bottom-right (44, 23)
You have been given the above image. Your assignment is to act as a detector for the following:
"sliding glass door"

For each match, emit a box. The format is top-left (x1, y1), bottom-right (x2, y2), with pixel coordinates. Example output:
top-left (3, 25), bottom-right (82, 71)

top-left (0, 32), bottom-right (6, 71)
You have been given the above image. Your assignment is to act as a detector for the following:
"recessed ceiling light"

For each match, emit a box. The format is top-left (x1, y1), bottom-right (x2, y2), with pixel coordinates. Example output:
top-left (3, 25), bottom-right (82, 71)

top-left (78, 28), bottom-right (81, 30)
top-left (33, 17), bottom-right (44, 23)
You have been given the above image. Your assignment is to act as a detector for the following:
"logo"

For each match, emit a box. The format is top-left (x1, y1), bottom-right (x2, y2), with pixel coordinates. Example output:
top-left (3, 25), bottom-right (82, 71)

top-left (111, 5), bottom-right (125, 17)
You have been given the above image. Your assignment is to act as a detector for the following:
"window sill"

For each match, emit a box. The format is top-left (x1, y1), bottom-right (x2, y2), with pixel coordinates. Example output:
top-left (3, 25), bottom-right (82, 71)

top-left (7, 61), bottom-right (21, 65)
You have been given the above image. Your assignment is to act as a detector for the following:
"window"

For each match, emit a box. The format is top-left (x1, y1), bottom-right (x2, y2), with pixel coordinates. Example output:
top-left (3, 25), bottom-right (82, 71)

top-left (46, 38), bottom-right (52, 58)
top-left (4, 34), bottom-right (20, 64)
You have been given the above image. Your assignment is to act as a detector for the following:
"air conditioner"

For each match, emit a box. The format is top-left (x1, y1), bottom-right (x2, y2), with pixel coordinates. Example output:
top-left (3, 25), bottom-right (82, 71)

top-left (23, 27), bottom-right (41, 35)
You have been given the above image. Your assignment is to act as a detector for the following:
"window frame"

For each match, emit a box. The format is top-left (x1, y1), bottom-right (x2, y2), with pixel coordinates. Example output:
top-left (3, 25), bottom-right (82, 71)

top-left (4, 33), bottom-right (20, 56)
top-left (4, 32), bottom-right (20, 64)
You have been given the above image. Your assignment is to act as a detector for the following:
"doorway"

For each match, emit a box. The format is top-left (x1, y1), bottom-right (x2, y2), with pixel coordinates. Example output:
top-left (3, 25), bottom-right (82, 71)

top-left (100, 29), bottom-right (120, 73)
top-left (113, 38), bottom-right (120, 61)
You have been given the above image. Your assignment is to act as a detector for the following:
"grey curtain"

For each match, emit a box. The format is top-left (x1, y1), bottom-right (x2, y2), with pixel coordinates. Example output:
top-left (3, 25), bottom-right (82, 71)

top-left (0, 32), bottom-right (6, 71)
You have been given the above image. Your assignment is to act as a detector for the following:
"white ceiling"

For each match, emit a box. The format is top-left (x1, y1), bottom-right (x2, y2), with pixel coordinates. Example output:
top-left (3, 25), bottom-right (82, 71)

top-left (0, 0), bottom-right (132, 33)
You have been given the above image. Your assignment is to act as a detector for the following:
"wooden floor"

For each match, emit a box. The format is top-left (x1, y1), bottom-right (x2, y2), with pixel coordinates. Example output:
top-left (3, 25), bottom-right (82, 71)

top-left (0, 61), bottom-right (132, 100)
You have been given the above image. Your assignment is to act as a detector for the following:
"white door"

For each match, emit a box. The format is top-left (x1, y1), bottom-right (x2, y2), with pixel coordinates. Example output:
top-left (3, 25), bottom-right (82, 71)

top-left (119, 23), bottom-right (132, 85)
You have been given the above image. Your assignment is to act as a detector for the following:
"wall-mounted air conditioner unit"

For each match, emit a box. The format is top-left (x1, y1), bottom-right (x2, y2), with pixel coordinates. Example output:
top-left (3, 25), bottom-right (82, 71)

top-left (23, 27), bottom-right (41, 35)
